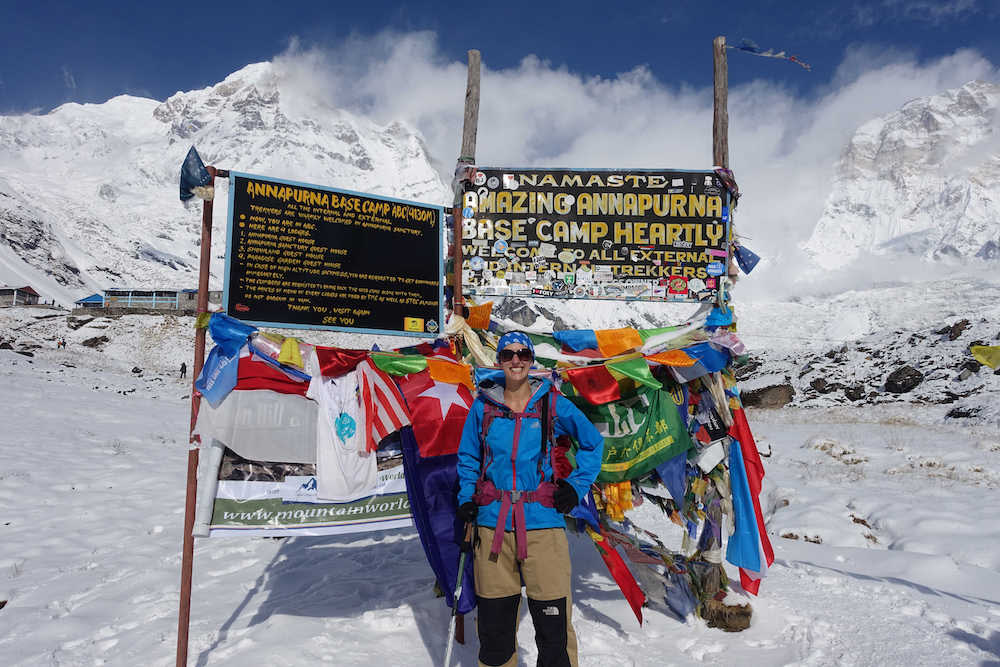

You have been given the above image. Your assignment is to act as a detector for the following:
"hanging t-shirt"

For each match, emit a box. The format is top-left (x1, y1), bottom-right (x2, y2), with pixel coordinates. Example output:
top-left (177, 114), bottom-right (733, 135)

top-left (306, 361), bottom-right (377, 503)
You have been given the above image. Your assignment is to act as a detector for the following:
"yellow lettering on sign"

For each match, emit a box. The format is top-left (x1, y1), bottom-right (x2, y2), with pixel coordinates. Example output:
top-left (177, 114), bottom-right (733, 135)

top-left (670, 194), bottom-right (687, 216)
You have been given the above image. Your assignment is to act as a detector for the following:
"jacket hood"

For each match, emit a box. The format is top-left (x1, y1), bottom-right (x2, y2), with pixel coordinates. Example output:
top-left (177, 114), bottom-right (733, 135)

top-left (478, 376), bottom-right (551, 410)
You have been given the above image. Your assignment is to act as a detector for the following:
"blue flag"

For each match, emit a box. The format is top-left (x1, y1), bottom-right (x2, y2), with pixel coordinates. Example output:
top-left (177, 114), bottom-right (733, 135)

top-left (194, 345), bottom-right (240, 408)
top-left (179, 146), bottom-right (211, 202)
top-left (734, 245), bottom-right (761, 274)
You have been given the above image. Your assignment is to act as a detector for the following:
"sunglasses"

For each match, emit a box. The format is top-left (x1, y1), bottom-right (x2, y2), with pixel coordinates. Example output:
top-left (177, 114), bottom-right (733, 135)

top-left (499, 348), bottom-right (534, 363)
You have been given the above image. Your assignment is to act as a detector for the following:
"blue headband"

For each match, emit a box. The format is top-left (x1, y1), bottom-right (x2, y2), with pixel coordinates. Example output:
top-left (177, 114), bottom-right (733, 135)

top-left (497, 331), bottom-right (534, 362)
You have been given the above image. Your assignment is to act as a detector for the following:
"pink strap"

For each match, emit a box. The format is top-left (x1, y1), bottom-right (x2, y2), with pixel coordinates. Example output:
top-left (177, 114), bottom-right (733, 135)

top-left (513, 497), bottom-right (528, 561)
top-left (478, 481), bottom-right (558, 562)
top-left (489, 493), bottom-right (512, 562)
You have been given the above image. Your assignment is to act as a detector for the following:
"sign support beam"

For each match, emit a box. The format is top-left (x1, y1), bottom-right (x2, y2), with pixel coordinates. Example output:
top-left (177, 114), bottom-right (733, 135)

top-left (451, 49), bottom-right (481, 316)
top-left (177, 166), bottom-right (225, 666)
top-left (713, 36), bottom-right (729, 169)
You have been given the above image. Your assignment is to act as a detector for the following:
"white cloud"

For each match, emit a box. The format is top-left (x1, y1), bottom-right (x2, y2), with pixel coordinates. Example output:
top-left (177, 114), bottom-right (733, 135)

top-left (62, 66), bottom-right (76, 91)
top-left (271, 32), bottom-right (998, 299)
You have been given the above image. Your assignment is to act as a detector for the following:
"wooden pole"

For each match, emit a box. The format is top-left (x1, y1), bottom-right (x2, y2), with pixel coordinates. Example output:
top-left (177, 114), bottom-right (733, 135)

top-left (451, 49), bottom-right (481, 316)
top-left (176, 166), bottom-right (219, 667)
top-left (712, 36), bottom-right (729, 169)
top-left (448, 49), bottom-right (481, 646)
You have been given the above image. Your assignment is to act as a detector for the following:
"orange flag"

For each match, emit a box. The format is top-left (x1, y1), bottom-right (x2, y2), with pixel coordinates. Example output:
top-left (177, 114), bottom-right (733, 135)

top-left (426, 357), bottom-right (474, 390)
top-left (595, 327), bottom-right (643, 358)
top-left (645, 349), bottom-right (696, 367)
top-left (466, 301), bottom-right (493, 329)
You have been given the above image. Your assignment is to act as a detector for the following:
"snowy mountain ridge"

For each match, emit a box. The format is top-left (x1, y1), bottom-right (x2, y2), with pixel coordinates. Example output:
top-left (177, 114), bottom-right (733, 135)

top-left (0, 62), bottom-right (450, 305)
top-left (804, 80), bottom-right (1000, 268)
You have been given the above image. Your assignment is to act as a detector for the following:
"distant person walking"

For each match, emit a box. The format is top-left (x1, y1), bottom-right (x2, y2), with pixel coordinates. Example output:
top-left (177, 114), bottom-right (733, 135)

top-left (180, 362), bottom-right (187, 379)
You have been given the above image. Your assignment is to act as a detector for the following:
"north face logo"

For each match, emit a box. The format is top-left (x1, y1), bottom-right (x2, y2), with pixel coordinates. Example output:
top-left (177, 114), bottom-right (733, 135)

top-left (542, 606), bottom-right (559, 616)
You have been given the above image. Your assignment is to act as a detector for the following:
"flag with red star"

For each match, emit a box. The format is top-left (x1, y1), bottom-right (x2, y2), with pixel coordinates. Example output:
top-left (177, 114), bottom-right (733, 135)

top-left (397, 369), bottom-right (473, 457)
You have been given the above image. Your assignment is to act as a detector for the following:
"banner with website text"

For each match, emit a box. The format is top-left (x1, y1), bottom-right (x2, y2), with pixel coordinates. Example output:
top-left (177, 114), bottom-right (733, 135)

top-left (460, 168), bottom-right (730, 302)
top-left (206, 447), bottom-right (413, 537)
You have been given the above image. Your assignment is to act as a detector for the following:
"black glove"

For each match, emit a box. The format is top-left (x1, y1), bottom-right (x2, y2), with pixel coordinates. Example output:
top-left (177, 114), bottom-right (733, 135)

top-left (553, 479), bottom-right (578, 514)
top-left (457, 501), bottom-right (478, 523)
top-left (457, 501), bottom-right (478, 553)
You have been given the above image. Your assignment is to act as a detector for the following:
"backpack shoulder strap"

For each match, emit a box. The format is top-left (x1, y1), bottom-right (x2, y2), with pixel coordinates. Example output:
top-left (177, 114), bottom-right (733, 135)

top-left (479, 400), bottom-right (506, 481)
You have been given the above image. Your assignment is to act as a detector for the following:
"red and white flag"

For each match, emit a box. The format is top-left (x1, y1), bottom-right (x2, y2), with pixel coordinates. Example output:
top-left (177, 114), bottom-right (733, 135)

top-left (357, 358), bottom-right (412, 452)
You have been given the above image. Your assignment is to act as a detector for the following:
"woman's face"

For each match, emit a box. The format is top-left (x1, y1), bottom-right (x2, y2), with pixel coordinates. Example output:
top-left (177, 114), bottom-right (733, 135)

top-left (499, 343), bottom-right (532, 384)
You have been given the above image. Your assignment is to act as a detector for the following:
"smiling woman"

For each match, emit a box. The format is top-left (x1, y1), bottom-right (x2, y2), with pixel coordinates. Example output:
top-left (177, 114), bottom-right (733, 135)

top-left (456, 330), bottom-right (606, 666)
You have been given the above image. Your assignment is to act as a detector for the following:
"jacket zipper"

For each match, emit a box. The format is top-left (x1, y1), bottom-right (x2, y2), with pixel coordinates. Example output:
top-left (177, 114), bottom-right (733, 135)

top-left (510, 413), bottom-right (522, 492)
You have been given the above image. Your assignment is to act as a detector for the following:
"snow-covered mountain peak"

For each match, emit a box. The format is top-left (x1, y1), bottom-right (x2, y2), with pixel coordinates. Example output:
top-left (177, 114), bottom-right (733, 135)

top-left (0, 61), bottom-right (449, 305)
top-left (804, 80), bottom-right (1000, 269)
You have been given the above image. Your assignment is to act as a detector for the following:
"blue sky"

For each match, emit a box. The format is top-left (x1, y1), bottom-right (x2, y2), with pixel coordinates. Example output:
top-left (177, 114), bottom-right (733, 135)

top-left (2, 0), bottom-right (999, 113)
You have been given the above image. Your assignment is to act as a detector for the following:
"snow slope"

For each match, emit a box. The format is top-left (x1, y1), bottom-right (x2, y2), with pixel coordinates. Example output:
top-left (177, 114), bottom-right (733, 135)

top-left (0, 316), bottom-right (999, 666)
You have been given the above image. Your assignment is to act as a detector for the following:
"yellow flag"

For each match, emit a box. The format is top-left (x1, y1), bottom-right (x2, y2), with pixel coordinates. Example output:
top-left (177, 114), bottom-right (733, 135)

top-left (277, 337), bottom-right (304, 369)
top-left (971, 345), bottom-right (1000, 369)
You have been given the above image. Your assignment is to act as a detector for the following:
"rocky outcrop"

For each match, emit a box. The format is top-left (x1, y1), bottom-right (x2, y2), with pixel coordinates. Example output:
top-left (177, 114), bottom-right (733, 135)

top-left (885, 366), bottom-right (924, 394)
top-left (736, 316), bottom-right (998, 423)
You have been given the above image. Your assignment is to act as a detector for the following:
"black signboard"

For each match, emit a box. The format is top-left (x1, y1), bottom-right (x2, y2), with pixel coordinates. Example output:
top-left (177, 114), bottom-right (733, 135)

top-left (459, 168), bottom-right (730, 302)
top-left (223, 172), bottom-right (443, 336)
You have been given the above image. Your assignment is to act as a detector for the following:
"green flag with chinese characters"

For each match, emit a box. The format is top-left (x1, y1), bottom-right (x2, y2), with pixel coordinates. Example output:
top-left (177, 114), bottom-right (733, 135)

top-left (580, 386), bottom-right (693, 483)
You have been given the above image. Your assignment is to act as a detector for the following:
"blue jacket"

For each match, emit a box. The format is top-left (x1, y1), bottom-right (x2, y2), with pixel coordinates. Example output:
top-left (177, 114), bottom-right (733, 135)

top-left (457, 377), bottom-right (604, 531)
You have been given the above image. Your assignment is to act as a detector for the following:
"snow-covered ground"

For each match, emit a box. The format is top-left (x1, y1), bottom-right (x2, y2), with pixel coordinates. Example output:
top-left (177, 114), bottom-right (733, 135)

top-left (1, 306), bottom-right (999, 665)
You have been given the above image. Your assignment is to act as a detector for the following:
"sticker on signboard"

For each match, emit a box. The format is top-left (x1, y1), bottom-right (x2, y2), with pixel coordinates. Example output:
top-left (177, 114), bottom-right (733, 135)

top-left (706, 278), bottom-right (716, 288)
top-left (477, 187), bottom-right (488, 199)
top-left (652, 285), bottom-right (666, 297)
top-left (672, 178), bottom-right (684, 187)
top-left (487, 176), bottom-right (500, 189)
top-left (562, 194), bottom-right (575, 206)
top-left (470, 256), bottom-right (485, 271)
top-left (525, 270), bottom-right (536, 280)
top-left (602, 240), bottom-right (613, 250)
top-left (482, 269), bottom-right (493, 281)
top-left (493, 239), bottom-right (509, 255)
top-left (496, 257), bottom-right (509, 269)
top-left (538, 242), bottom-right (557, 258)
top-left (576, 267), bottom-right (593, 284)
top-left (668, 276), bottom-right (689, 294)
top-left (462, 206), bottom-right (475, 219)
top-left (404, 317), bottom-right (425, 333)
top-left (706, 261), bottom-right (725, 277)
top-left (688, 278), bottom-right (706, 293)
top-left (533, 256), bottom-right (548, 267)
top-left (502, 174), bottom-right (518, 190)
top-left (561, 272), bottom-right (575, 285)
top-left (557, 249), bottom-right (576, 264)
top-left (474, 172), bottom-right (486, 186)
top-left (426, 319), bottom-right (438, 333)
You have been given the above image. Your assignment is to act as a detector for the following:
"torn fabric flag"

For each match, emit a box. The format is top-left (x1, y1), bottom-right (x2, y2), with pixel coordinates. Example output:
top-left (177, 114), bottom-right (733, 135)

top-left (730, 39), bottom-right (811, 70)
top-left (179, 146), bottom-right (212, 201)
